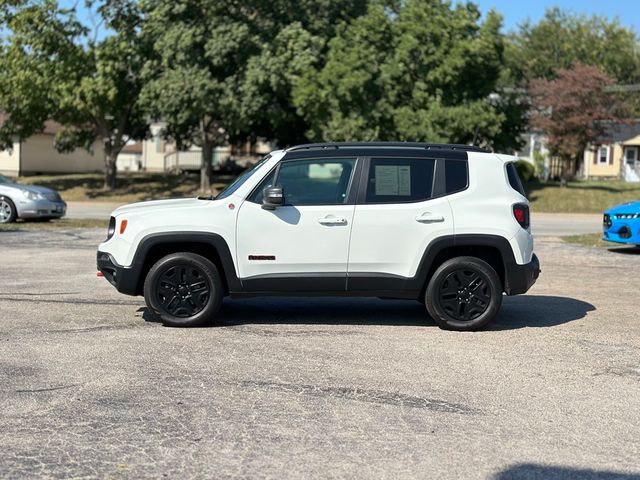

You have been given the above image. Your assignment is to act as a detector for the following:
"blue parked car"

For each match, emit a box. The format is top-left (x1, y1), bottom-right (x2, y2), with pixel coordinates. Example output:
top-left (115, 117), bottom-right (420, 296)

top-left (603, 201), bottom-right (640, 246)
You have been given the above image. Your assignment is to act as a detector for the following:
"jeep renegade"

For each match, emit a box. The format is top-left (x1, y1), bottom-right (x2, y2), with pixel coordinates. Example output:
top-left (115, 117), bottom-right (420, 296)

top-left (97, 142), bottom-right (540, 331)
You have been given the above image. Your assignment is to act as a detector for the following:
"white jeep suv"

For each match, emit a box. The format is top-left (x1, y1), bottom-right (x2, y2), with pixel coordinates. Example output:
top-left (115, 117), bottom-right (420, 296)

top-left (97, 142), bottom-right (540, 331)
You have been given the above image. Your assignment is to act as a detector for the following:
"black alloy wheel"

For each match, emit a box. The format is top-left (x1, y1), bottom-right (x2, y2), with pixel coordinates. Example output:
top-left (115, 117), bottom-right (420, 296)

top-left (144, 252), bottom-right (223, 327)
top-left (437, 268), bottom-right (491, 321)
top-left (425, 256), bottom-right (502, 331)
top-left (156, 264), bottom-right (210, 317)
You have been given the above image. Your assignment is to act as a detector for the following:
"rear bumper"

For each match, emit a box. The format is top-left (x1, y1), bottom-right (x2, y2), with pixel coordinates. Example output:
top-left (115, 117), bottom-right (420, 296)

top-left (97, 251), bottom-right (140, 296)
top-left (504, 254), bottom-right (540, 295)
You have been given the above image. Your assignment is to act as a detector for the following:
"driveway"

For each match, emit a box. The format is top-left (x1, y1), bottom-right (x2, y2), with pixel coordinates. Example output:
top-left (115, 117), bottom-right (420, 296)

top-left (1, 229), bottom-right (639, 479)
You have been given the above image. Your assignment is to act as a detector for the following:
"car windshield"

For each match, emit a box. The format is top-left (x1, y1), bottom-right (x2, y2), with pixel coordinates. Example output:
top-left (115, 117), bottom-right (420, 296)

top-left (0, 174), bottom-right (13, 184)
top-left (215, 154), bottom-right (272, 200)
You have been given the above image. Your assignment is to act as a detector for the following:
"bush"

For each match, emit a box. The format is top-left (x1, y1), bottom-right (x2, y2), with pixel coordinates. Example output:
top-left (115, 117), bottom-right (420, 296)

top-left (515, 160), bottom-right (536, 184)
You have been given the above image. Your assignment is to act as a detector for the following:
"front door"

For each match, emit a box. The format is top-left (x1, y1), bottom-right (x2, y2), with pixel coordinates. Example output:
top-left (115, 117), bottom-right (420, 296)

top-left (236, 157), bottom-right (359, 292)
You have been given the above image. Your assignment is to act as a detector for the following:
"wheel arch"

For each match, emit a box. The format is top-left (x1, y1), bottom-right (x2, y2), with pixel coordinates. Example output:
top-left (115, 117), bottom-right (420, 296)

top-left (417, 234), bottom-right (516, 297)
top-left (131, 232), bottom-right (240, 296)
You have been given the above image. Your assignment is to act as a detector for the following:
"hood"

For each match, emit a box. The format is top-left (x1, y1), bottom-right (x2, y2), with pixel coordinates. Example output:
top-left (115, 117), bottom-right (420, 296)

top-left (21, 184), bottom-right (59, 196)
top-left (1, 182), bottom-right (61, 199)
top-left (605, 200), bottom-right (640, 215)
top-left (112, 197), bottom-right (209, 216)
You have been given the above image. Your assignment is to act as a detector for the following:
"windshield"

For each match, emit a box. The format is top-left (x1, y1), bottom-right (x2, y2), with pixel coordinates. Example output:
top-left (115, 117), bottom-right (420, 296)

top-left (0, 174), bottom-right (13, 184)
top-left (216, 155), bottom-right (272, 200)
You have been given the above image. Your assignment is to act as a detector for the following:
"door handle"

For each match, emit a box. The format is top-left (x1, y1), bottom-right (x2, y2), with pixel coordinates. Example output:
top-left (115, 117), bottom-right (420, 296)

top-left (415, 212), bottom-right (445, 223)
top-left (318, 216), bottom-right (348, 226)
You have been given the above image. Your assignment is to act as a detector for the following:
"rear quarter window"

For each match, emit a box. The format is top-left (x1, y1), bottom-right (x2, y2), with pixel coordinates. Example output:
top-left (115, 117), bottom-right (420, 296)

top-left (506, 162), bottom-right (526, 196)
top-left (444, 159), bottom-right (468, 194)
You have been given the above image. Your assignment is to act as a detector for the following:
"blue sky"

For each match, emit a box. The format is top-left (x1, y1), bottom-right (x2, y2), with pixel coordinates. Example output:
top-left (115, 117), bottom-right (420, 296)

top-left (470, 0), bottom-right (639, 32)
top-left (62, 0), bottom-right (639, 37)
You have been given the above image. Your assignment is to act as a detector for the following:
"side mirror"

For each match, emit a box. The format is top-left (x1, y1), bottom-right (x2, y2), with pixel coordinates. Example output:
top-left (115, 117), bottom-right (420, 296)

top-left (262, 185), bottom-right (284, 210)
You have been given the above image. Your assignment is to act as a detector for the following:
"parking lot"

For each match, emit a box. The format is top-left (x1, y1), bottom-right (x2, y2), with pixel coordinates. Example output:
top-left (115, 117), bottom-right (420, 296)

top-left (1, 228), bottom-right (639, 479)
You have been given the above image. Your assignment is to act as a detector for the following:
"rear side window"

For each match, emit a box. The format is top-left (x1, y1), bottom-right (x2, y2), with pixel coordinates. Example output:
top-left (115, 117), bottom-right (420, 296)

top-left (444, 159), bottom-right (468, 193)
top-left (365, 157), bottom-right (435, 204)
top-left (506, 162), bottom-right (526, 196)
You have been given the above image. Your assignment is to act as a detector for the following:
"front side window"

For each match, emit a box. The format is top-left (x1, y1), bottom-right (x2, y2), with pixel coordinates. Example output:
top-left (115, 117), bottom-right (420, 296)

top-left (216, 155), bottom-right (272, 200)
top-left (365, 157), bottom-right (435, 204)
top-left (272, 158), bottom-right (357, 206)
top-left (598, 146), bottom-right (609, 165)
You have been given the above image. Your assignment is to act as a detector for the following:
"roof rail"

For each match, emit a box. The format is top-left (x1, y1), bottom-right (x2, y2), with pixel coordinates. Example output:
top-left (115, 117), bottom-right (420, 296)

top-left (286, 142), bottom-right (490, 153)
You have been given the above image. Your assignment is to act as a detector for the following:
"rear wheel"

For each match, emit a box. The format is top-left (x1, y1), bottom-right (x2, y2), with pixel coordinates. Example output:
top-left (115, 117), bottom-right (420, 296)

top-left (425, 256), bottom-right (502, 331)
top-left (0, 196), bottom-right (17, 224)
top-left (143, 252), bottom-right (223, 327)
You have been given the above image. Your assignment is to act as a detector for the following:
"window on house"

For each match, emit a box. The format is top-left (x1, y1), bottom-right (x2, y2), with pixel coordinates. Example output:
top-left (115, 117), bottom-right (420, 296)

top-left (598, 146), bottom-right (609, 165)
top-left (155, 136), bottom-right (163, 154)
top-left (625, 147), bottom-right (638, 164)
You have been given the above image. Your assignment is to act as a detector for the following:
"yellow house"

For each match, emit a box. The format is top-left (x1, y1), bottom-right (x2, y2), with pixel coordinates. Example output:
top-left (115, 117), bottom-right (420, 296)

top-left (583, 123), bottom-right (640, 182)
top-left (0, 116), bottom-right (104, 176)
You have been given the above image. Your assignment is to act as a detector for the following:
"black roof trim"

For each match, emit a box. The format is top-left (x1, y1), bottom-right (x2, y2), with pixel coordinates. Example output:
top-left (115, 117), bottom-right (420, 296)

top-left (286, 142), bottom-right (489, 153)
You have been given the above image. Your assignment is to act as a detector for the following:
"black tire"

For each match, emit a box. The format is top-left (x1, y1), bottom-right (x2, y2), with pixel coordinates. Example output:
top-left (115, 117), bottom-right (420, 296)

top-left (143, 252), bottom-right (223, 327)
top-left (424, 256), bottom-right (502, 331)
top-left (0, 196), bottom-right (17, 224)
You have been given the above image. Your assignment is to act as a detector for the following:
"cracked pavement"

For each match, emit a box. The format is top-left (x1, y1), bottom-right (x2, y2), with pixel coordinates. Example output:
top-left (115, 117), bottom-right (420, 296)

top-left (1, 229), bottom-right (639, 479)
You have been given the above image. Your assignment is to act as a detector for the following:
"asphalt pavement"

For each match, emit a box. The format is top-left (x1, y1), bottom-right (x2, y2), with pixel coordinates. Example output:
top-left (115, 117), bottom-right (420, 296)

top-left (1, 228), bottom-right (639, 479)
top-left (66, 201), bottom-right (604, 236)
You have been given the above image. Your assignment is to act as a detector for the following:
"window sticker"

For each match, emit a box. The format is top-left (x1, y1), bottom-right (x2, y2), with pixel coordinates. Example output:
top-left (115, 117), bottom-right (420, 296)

top-left (374, 165), bottom-right (412, 196)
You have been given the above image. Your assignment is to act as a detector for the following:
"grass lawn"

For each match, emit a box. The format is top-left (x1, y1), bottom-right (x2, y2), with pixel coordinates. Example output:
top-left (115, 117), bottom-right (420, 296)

top-left (16, 172), bottom-right (236, 203)
top-left (0, 218), bottom-right (108, 231)
top-left (561, 233), bottom-right (640, 250)
top-left (525, 180), bottom-right (640, 213)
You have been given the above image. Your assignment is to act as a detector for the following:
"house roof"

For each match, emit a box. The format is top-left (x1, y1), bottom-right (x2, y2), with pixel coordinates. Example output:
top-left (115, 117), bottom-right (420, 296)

top-left (600, 122), bottom-right (640, 143)
top-left (121, 142), bottom-right (142, 154)
top-left (0, 112), bottom-right (63, 135)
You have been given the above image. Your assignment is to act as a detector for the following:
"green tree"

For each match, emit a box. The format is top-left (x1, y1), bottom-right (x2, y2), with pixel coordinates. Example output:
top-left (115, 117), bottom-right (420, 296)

top-left (507, 8), bottom-right (640, 84)
top-left (293, 0), bottom-right (514, 149)
top-left (141, 0), bottom-right (368, 192)
top-left (0, 0), bottom-right (150, 190)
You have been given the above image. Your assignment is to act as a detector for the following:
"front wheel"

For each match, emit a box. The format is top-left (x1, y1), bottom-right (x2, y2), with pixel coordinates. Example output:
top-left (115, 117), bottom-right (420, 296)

top-left (0, 196), bottom-right (17, 224)
top-left (143, 252), bottom-right (223, 327)
top-left (425, 256), bottom-right (502, 331)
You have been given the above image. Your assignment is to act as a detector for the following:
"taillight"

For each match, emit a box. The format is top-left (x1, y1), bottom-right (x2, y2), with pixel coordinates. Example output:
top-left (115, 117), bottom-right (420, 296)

top-left (120, 219), bottom-right (128, 235)
top-left (513, 203), bottom-right (530, 229)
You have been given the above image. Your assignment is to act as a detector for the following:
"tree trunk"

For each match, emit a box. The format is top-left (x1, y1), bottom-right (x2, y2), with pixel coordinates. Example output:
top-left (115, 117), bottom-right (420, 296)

top-left (559, 156), bottom-right (569, 187)
top-left (103, 149), bottom-right (118, 190)
top-left (200, 140), bottom-right (213, 193)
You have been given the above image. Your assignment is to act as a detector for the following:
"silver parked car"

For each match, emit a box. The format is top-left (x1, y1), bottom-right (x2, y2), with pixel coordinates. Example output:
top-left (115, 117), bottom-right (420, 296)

top-left (0, 174), bottom-right (66, 223)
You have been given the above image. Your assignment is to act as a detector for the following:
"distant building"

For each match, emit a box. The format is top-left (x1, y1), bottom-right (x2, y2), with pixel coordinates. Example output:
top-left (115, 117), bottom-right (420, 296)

top-left (0, 115), bottom-right (104, 176)
top-left (141, 122), bottom-right (272, 173)
top-left (582, 122), bottom-right (640, 182)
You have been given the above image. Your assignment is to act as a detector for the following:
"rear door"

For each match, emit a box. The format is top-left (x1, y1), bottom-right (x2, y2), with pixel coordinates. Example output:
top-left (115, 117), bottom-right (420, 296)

top-left (236, 156), bottom-right (360, 292)
top-left (347, 156), bottom-right (457, 289)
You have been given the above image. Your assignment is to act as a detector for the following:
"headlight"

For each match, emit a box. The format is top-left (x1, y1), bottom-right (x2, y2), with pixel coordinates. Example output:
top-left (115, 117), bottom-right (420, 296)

top-left (106, 216), bottom-right (116, 240)
top-left (21, 189), bottom-right (44, 200)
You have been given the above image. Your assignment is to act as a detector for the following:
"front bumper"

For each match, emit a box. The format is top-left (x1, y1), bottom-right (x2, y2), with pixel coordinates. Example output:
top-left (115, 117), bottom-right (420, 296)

top-left (97, 251), bottom-right (140, 296)
top-left (18, 199), bottom-right (66, 219)
top-left (504, 254), bottom-right (540, 295)
top-left (603, 219), bottom-right (640, 245)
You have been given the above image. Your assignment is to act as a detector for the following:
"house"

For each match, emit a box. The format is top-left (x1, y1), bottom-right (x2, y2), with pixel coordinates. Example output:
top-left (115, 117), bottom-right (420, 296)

top-left (582, 122), bottom-right (640, 182)
top-left (516, 123), bottom-right (640, 182)
top-left (0, 115), bottom-right (104, 176)
top-left (116, 142), bottom-right (143, 172)
top-left (140, 122), bottom-right (271, 173)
